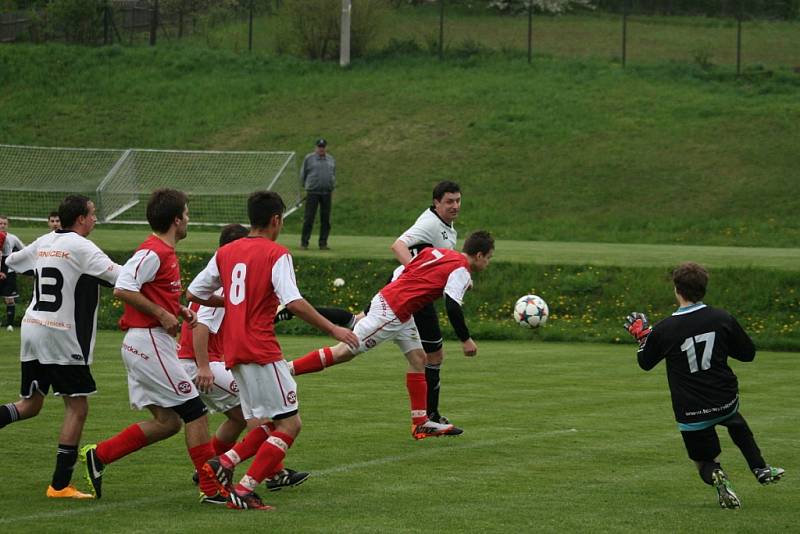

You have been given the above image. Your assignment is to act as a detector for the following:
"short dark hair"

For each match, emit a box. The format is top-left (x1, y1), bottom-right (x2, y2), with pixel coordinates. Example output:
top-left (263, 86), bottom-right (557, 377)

top-left (432, 181), bottom-right (461, 202)
top-left (672, 262), bottom-right (708, 302)
top-left (49, 211), bottom-right (59, 219)
top-left (462, 230), bottom-right (494, 256)
top-left (58, 195), bottom-right (92, 229)
top-left (219, 223), bottom-right (249, 247)
top-left (247, 191), bottom-right (285, 229)
top-left (146, 188), bottom-right (188, 233)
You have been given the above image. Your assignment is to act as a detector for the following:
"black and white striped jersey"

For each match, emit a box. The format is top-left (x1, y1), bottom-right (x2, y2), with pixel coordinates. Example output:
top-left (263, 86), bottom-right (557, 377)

top-left (7, 230), bottom-right (121, 365)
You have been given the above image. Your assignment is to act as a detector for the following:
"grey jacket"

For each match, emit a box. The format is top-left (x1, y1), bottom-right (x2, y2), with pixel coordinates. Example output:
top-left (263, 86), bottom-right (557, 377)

top-left (300, 152), bottom-right (336, 193)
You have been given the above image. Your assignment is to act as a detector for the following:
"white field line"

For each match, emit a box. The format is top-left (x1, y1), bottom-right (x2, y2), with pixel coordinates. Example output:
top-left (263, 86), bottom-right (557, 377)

top-left (0, 428), bottom-right (577, 525)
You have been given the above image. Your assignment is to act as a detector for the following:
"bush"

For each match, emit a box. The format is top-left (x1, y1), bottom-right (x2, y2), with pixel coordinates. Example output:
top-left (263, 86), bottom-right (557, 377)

top-left (46, 0), bottom-right (105, 44)
top-left (12, 253), bottom-right (800, 351)
top-left (279, 0), bottom-right (388, 60)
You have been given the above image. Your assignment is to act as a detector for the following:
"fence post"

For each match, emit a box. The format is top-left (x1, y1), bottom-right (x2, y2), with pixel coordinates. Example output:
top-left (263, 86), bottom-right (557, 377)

top-left (621, 0), bottom-right (629, 68)
top-left (103, 2), bottom-right (109, 44)
top-left (527, 1), bottom-right (533, 64)
top-left (149, 0), bottom-right (158, 46)
top-left (340, 0), bottom-right (352, 67)
top-left (736, 0), bottom-right (743, 75)
top-left (438, 0), bottom-right (444, 60)
top-left (248, 0), bottom-right (254, 52)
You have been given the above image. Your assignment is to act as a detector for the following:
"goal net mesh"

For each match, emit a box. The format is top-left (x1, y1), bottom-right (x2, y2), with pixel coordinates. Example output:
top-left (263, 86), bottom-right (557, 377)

top-left (0, 144), bottom-right (300, 225)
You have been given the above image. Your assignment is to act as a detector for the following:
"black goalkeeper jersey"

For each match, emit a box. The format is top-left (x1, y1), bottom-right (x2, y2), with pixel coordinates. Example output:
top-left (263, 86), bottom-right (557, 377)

top-left (638, 304), bottom-right (755, 426)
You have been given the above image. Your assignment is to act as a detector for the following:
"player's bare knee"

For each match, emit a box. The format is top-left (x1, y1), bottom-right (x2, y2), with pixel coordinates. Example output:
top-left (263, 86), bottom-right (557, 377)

top-left (272, 412), bottom-right (301, 438)
top-left (425, 349), bottom-right (444, 366)
top-left (18, 397), bottom-right (44, 419)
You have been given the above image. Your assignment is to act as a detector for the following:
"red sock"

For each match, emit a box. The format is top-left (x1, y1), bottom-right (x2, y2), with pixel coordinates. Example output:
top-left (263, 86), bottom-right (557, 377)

top-left (406, 372), bottom-right (428, 425)
top-left (189, 442), bottom-right (217, 497)
top-left (243, 432), bottom-right (294, 486)
top-left (211, 436), bottom-right (236, 456)
top-left (95, 423), bottom-right (148, 465)
top-left (222, 425), bottom-right (269, 468)
top-left (291, 347), bottom-right (334, 375)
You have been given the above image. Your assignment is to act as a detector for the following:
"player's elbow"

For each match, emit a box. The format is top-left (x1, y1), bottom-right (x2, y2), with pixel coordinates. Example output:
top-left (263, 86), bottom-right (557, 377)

top-left (186, 290), bottom-right (198, 303)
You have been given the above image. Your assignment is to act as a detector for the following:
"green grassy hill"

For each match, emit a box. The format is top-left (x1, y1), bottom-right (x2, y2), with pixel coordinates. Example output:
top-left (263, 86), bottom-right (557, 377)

top-left (1, 42), bottom-right (799, 246)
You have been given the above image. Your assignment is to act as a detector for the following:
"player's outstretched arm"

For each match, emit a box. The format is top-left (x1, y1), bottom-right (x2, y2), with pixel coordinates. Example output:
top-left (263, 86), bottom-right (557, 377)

top-left (287, 299), bottom-right (360, 350)
top-left (445, 295), bottom-right (476, 357)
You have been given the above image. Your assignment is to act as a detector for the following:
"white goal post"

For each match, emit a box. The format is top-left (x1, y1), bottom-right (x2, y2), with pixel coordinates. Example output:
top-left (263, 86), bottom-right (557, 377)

top-left (0, 144), bottom-right (302, 225)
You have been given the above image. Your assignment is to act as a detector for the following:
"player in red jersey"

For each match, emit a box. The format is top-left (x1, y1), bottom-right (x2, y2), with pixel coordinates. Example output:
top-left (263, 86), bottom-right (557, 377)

top-left (289, 230), bottom-right (494, 440)
top-left (187, 191), bottom-right (359, 511)
top-left (80, 189), bottom-right (223, 504)
top-left (179, 224), bottom-right (310, 492)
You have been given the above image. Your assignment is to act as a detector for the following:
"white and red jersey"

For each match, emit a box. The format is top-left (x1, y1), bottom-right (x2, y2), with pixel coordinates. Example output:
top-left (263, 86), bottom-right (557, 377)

top-left (7, 230), bottom-right (120, 365)
top-left (188, 236), bottom-right (302, 368)
top-left (177, 298), bottom-right (225, 363)
top-left (115, 234), bottom-right (183, 331)
top-left (380, 247), bottom-right (472, 323)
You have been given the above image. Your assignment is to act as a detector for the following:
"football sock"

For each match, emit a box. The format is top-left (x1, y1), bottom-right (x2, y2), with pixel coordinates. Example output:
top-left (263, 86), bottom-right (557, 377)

top-left (406, 372), bottom-right (428, 425)
top-left (189, 443), bottom-right (218, 497)
top-left (96, 423), bottom-right (148, 465)
top-left (223, 425), bottom-right (269, 468)
top-left (316, 307), bottom-right (356, 328)
top-left (5, 304), bottom-right (14, 327)
top-left (424, 364), bottom-right (441, 416)
top-left (243, 432), bottom-right (293, 486)
top-left (51, 444), bottom-right (78, 490)
top-left (211, 436), bottom-right (236, 456)
top-left (725, 417), bottom-right (766, 470)
top-left (290, 347), bottom-right (335, 375)
top-left (699, 461), bottom-right (722, 485)
top-left (0, 403), bottom-right (20, 428)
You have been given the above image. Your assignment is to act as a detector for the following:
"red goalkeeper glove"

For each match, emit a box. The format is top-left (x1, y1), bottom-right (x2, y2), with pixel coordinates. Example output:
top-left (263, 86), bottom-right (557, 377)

top-left (624, 312), bottom-right (651, 346)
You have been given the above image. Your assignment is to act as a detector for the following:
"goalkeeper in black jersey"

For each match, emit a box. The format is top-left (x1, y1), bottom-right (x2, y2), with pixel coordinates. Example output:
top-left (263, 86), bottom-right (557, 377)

top-left (624, 262), bottom-right (784, 510)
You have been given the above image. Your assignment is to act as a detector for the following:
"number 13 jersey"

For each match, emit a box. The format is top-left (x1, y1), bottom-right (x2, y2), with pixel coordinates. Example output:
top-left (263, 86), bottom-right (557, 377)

top-left (6, 230), bottom-right (120, 365)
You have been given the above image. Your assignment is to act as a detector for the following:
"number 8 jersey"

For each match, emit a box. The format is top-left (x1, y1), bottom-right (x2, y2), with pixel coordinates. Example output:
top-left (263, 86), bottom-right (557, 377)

top-left (6, 230), bottom-right (120, 366)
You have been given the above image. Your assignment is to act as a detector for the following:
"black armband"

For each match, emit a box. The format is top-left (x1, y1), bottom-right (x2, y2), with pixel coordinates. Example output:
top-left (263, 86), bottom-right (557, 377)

top-left (445, 294), bottom-right (470, 342)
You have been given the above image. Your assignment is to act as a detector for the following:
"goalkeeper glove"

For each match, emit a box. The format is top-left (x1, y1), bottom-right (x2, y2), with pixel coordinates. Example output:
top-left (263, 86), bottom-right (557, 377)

top-left (624, 312), bottom-right (651, 346)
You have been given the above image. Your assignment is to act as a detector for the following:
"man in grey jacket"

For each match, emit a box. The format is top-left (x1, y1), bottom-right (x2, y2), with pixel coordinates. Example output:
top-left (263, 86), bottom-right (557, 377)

top-left (300, 138), bottom-right (336, 250)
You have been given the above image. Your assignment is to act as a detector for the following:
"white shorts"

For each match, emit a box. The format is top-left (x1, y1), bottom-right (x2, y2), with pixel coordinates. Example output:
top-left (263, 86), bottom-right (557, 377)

top-left (180, 360), bottom-right (240, 413)
top-left (231, 360), bottom-right (298, 420)
top-left (121, 328), bottom-right (199, 410)
top-left (352, 294), bottom-right (423, 355)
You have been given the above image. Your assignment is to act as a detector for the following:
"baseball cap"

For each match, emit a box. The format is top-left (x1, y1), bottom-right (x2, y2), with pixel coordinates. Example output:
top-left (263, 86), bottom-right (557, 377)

top-left (315, 138), bottom-right (327, 147)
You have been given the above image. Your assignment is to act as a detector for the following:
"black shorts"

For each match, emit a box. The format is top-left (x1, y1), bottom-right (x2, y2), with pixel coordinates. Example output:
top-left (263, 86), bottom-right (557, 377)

top-left (413, 303), bottom-right (443, 354)
top-left (20, 360), bottom-right (97, 397)
top-left (0, 270), bottom-right (18, 298)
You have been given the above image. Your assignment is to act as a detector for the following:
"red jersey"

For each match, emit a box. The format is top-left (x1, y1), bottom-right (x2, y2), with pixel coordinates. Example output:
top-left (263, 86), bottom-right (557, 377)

top-left (380, 247), bottom-right (472, 322)
top-left (116, 234), bottom-right (182, 330)
top-left (189, 237), bottom-right (302, 368)
top-left (177, 302), bottom-right (224, 362)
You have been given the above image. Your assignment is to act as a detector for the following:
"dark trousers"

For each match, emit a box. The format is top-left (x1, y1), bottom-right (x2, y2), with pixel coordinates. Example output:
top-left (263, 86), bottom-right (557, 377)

top-left (301, 192), bottom-right (332, 247)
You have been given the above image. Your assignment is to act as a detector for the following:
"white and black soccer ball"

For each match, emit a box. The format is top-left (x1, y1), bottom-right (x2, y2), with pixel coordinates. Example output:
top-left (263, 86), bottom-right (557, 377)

top-left (513, 294), bottom-right (549, 329)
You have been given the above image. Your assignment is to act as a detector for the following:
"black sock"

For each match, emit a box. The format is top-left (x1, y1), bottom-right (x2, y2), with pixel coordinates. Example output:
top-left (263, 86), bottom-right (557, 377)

top-left (425, 365), bottom-right (441, 416)
top-left (51, 444), bottom-right (78, 490)
top-left (316, 307), bottom-right (354, 328)
top-left (699, 461), bottom-right (722, 485)
top-left (0, 403), bottom-right (20, 429)
top-left (5, 304), bottom-right (14, 327)
top-left (725, 414), bottom-right (766, 470)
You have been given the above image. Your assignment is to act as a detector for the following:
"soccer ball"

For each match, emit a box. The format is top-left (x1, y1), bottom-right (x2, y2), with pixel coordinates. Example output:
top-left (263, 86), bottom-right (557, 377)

top-left (333, 278), bottom-right (345, 287)
top-left (513, 294), bottom-right (549, 328)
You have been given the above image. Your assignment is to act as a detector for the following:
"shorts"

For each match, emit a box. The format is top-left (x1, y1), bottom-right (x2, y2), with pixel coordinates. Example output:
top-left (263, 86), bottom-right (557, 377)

top-left (180, 360), bottom-right (240, 413)
top-left (231, 361), bottom-right (298, 420)
top-left (680, 411), bottom-right (740, 461)
top-left (121, 327), bottom-right (199, 410)
top-left (413, 302), bottom-right (443, 354)
top-left (20, 359), bottom-right (96, 397)
top-left (351, 293), bottom-right (423, 355)
top-left (0, 270), bottom-right (18, 298)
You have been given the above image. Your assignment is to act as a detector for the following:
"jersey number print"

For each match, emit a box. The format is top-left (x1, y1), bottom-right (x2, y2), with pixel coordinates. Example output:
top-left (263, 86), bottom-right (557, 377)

top-left (229, 263), bottom-right (247, 305)
top-left (33, 267), bottom-right (64, 312)
top-left (681, 332), bottom-right (716, 373)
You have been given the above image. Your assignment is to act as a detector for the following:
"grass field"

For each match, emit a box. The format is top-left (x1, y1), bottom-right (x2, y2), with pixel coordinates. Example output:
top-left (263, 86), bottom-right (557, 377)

top-left (0, 331), bottom-right (796, 532)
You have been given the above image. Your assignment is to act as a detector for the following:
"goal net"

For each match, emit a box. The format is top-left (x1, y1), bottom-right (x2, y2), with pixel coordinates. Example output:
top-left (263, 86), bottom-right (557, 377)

top-left (0, 144), bottom-right (301, 225)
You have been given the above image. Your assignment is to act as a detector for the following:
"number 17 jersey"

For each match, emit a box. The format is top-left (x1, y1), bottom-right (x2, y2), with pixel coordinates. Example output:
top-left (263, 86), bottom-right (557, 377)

top-left (6, 231), bottom-right (120, 365)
